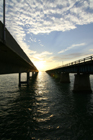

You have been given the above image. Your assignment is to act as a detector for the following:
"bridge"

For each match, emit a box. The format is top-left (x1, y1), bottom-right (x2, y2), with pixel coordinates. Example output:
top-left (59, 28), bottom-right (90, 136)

top-left (46, 55), bottom-right (93, 93)
top-left (0, 21), bottom-right (38, 87)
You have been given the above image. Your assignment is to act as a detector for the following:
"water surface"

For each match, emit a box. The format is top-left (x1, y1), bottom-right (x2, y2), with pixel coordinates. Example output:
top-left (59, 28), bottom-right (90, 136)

top-left (0, 72), bottom-right (93, 140)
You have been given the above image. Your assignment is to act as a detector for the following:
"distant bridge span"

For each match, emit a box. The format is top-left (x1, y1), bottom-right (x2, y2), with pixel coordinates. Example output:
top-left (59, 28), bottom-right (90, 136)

top-left (0, 21), bottom-right (38, 86)
top-left (46, 55), bottom-right (93, 74)
top-left (46, 56), bottom-right (93, 93)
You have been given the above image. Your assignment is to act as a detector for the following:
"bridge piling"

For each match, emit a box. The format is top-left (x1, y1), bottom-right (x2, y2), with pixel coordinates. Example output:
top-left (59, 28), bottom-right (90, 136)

top-left (60, 72), bottom-right (70, 83)
top-left (31, 72), bottom-right (38, 78)
top-left (32, 72), bottom-right (34, 77)
top-left (32, 72), bottom-right (37, 77)
top-left (19, 72), bottom-right (21, 87)
top-left (73, 73), bottom-right (92, 93)
top-left (19, 72), bottom-right (29, 87)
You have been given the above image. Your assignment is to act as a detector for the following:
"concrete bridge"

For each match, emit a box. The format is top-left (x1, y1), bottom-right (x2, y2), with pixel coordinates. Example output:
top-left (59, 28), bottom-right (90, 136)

top-left (46, 56), bottom-right (93, 93)
top-left (0, 21), bottom-right (38, 87)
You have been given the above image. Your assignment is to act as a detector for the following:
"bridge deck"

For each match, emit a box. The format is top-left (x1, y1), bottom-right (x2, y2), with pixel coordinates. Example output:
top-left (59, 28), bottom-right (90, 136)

top-left (46, 56), bottom-right (93, 74)
top-left (0, 21), bottom-right (38, 74)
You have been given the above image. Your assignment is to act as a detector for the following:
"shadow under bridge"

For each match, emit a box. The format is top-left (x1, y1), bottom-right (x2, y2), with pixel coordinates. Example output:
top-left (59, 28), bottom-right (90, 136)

top-left (0, 21), bottom-right (38, 86)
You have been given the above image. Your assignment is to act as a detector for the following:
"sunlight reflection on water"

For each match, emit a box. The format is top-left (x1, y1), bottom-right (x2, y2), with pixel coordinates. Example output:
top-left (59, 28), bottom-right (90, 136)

top-left (0, 72), bottom-right (93, 139)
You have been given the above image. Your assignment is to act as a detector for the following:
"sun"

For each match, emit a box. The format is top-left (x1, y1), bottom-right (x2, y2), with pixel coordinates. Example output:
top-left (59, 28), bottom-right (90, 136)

top-left (35, 61), bottom-right (46, 71)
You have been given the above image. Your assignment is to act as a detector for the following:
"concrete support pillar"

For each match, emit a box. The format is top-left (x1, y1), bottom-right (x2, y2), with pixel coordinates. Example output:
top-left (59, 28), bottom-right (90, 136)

top-left (60, 72), bottom-right (70, 83)
top-left (19, 72), bottom-right (21, 87)
top-left (32, 71), bottom-right (38, 78)
top-left (29, 72), bottom-right (32, 79)
top-left (73, 74), bottom-right (92, 93)
top-left (35, 72), bottom-right (38, 75)
top-left (19, 72), bottom-right (29, 87)
top-left (27, 72), bottom-right (29, 86)
top-left (32, 72), bottom-right (34, 77)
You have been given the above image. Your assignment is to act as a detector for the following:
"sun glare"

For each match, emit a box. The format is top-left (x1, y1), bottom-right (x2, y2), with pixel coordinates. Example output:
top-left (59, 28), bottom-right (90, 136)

top-left (35, 61), bottom-right (46, 71)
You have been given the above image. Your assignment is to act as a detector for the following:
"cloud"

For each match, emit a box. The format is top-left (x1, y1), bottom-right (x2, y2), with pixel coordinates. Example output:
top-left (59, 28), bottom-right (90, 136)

top-left (0, 0), bottom-right (93, 35)
top-left (38, 40), bottom-right (44, 47)
top-left (44, 52), bottom-right (93, 70)
top-left (40, 51), bottom-right (53, 55)
top-left (29, 36), bottom-right (37, 42)
top-left (28, 50), bottom-right (54, 70)
top-left (54, 52), bottom-right (90, 61)
top-left (0, 0), bottom-right (93, 71)
top-left (58, 43), bottom-right (86, 54)
top-left (89, 49), bottom-right (93, 51)
top-left (30, 51), bottom-right (53, 61)
top-left (0, 0), bottom-right (92, 49)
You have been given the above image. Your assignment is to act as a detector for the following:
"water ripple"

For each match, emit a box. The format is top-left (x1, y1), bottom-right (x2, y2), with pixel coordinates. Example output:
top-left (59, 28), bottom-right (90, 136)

top-left (0, 72), bottom-right (93, 139)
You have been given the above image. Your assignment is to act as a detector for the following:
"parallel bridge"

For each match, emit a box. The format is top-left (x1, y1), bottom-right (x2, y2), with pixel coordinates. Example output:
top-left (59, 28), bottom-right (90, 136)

top-left (46, 56), bottom-right (93, 93)
top-left (46, 55), bottom-right (93, 74)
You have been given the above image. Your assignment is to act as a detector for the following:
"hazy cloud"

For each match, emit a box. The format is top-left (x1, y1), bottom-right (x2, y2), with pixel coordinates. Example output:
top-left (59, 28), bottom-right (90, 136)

top-left (89, 49), bottom-right (93, 52)
top-left (29, 51), bottom-right (53, 61)
top-left (58, 43), bottom-right (86, 54)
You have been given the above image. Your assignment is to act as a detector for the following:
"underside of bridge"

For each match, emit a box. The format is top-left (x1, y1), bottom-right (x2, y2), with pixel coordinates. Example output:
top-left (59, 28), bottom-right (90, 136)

top-left (0, 21), bottom-right (38, 75)
top-left (0, 21), bottom-right (38, 86)
top-left (0, 41), bottom-right (38, 74)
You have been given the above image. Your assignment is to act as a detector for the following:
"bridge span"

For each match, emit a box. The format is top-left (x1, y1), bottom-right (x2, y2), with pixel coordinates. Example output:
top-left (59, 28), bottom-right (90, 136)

top-left (0, 21), bottom-right (38, 86)
top-left (46, 56), bottom-right (93, 93)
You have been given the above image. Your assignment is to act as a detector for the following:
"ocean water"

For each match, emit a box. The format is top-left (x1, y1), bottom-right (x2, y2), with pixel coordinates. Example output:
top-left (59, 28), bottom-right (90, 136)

top-left (0, 72), bottom-right (93, 140)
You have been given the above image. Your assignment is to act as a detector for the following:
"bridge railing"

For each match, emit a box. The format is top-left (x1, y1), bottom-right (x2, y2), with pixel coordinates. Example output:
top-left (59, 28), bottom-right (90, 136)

top-left (64, 55), bottom-right (93, 67)
top-left (52, 55), bottom-right (93, 70)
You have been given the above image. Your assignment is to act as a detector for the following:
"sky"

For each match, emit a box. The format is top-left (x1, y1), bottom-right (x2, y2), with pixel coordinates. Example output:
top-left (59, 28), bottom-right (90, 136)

top-left (0, 0), bottom-right (93, 71)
